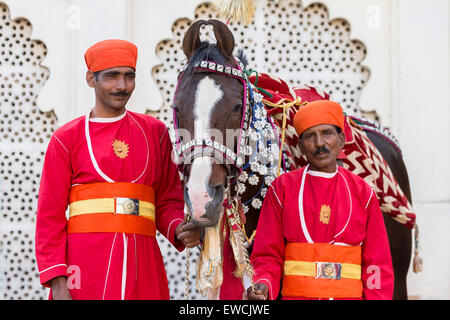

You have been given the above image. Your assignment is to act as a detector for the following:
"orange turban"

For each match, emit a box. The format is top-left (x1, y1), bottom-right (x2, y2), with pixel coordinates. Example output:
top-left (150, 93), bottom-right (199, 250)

top-left (84, 39), bottom-right (137, 72)
top-left (293, 100), bottom-right (345, 136)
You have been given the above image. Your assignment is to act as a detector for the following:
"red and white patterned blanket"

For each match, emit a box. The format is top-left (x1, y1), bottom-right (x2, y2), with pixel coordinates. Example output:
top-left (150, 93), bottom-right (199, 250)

top-left (249, 73), bottom-right (416, 229)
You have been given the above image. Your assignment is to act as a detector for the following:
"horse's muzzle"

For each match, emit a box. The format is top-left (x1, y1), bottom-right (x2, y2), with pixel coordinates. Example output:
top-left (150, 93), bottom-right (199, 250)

top-left (184, 184), bottom-right (225, 227)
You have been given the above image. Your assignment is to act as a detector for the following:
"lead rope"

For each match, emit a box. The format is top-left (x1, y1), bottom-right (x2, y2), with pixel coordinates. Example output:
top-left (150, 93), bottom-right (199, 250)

top-left (225, 176), bottom-right (257, 296)
top-left (413, 223), bottom-right (423, 273)
top-left (184, 210), bottom-right (191, 300)
top-left (261, 97), bottom-right (307, 176)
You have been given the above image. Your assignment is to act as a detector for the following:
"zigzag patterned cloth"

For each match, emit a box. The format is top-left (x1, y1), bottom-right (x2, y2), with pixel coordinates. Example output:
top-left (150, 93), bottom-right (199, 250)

top-left (249, 73), bottom-right (416, 229)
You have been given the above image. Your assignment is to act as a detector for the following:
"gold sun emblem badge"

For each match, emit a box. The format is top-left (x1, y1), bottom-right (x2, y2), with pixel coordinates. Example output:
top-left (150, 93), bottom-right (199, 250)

top-left (319, 204), bottom-right (331, 225)
top-left (112, 139), bottom-right (129, 159)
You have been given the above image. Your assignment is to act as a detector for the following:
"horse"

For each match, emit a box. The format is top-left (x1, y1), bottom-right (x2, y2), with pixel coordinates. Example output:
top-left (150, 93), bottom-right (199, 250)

top-left (172, 19), bottom-right (414, 300)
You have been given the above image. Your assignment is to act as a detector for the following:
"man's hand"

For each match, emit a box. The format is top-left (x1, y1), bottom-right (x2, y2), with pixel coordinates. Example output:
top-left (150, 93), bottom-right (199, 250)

top-left (247, 283), bottom-right (268, 300)
top-left (175, 217), bottom-right (203, 248)
top-left (50, 276), bottom-right (72, 300)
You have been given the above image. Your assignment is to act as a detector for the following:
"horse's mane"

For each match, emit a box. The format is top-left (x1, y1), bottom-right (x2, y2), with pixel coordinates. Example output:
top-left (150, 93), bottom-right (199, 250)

top-left (235, 48), bottom-right (248, 69)
top-left (184, 41), bottom-right (233, 76)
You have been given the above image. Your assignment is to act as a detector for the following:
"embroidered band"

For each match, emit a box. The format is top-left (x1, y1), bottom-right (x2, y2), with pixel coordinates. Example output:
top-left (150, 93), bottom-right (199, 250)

top-left (67, 182), bottom-right (156, 237)
top-left (281, 242), bottom-right (363, 298)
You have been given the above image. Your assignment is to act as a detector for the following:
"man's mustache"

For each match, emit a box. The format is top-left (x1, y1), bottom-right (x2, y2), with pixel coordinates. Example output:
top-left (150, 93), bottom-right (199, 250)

top-left (111, 91), bottom-right (129, 97)
top-left (314, 146), bottom-right (330, 156)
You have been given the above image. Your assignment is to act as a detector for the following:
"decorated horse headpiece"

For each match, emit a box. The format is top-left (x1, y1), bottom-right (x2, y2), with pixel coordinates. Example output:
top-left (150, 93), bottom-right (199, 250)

top-left (173, 58), bottom-right (250, 176)
top-left (172, 56), bottom-right (281, 193)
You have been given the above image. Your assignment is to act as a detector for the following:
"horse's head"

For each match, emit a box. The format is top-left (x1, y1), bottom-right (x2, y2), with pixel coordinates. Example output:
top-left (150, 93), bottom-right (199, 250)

top-left (173, 19), bottom-right (247, 227)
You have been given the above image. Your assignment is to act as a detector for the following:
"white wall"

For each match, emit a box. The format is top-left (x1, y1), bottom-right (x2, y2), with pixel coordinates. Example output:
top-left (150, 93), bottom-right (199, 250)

top-left (394, 0), bottom-right (450, 299)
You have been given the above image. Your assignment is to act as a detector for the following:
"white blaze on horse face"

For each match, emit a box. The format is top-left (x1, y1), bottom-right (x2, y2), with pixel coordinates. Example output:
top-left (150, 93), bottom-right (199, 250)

top-left (187, 76), bottom-right (224, 222)
top-left (187, 157), bottom-right (213, 222)
top-left (193, 76), bottom-right (223, 140)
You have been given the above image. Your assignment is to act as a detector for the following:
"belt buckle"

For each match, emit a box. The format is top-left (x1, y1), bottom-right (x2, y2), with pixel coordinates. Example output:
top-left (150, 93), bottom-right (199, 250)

top-left (115, 198), bottom-right (140, 216)
top-left (316, 262), bottom-right (342, 280)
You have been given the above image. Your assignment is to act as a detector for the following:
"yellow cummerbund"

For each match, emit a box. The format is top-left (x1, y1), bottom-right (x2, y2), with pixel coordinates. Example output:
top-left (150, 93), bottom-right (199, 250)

top-left (67, 182), bottom-right (156, 237)
top-left (282, 242), bottom-right (363, 299)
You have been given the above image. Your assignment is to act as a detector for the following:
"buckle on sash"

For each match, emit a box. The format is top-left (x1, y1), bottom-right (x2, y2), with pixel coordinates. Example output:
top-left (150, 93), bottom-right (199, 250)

top-left (316, 262), bottom-right (342, 280)
top-left (115, 198), bottom-right (140, 216)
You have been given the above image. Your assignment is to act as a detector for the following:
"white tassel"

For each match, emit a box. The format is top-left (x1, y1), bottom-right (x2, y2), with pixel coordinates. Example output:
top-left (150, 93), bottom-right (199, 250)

top-left (413, 224), bottom-right (423, 273)
top-left (213, 0), bottom-right (256, 25)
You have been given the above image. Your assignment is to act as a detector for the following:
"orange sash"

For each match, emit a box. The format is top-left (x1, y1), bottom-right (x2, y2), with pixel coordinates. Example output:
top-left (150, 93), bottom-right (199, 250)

top-left (282, 242), bottom-right (363, 298)
top-left (67, 182), bottom-right (156, 237)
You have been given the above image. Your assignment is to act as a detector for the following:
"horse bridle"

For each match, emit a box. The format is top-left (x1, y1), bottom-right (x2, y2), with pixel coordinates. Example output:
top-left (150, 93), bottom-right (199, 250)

top-left (172, 58), bottom-right (252, 188)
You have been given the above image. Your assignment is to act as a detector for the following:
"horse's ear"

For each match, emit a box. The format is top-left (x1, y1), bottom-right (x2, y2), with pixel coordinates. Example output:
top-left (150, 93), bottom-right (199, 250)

top-left (207, 19), bottom-right (235, 59)
top-left (183, 20), bottom-right (207, 59)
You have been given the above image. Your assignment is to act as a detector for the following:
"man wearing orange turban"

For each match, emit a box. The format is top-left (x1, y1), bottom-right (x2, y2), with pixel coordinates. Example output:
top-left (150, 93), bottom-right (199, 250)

top-left (248, 100), bottom-right (394, 300)
top-left (292, 100), bottom-right (346, 173)
top-left (35, 39), bottom-right (202, 300)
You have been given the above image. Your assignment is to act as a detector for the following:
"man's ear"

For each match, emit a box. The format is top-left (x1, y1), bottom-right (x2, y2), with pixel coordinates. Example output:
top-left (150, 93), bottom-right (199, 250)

top-left (338, 131), bottom-right (345, 149)
top-left (86, 71), bottom-right (96, 88)
top-left (298, 137), bottom-right (305, 155)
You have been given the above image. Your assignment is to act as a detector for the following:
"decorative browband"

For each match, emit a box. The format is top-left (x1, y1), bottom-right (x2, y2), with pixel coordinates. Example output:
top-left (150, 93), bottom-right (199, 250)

top-left (191, 60), bottom-right (246, 81)
top-left (178, 138), bottom-right (237, 160)
top-left (176, 137), bottom-right (243, 168)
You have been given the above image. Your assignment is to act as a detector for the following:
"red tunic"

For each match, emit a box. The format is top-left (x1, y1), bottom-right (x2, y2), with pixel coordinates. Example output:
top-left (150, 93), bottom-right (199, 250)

top-left (250, 165), bottom-right (394, 300)
top-left (35, 110), bottom-right (185, 299)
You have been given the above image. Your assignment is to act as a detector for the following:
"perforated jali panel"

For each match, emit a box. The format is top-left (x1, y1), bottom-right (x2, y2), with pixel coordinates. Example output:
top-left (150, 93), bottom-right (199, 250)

top-left (151, 0), bottom-right (372, 300)
top-left (0, 2), bottom-right (55, 299)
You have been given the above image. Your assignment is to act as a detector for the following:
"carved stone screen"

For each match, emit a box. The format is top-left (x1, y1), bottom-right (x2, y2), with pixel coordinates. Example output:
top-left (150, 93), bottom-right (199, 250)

top-left (151, 0), bottom-right (371, 300)
top-left (0, 2), bottom-right (56, 299)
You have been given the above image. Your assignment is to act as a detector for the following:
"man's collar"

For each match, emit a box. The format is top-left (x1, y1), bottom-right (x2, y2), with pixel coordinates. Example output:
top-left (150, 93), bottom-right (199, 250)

top-left (306, 165), bottom-right (338, 178)
top-left (89, 109), bottom-right (127, 123)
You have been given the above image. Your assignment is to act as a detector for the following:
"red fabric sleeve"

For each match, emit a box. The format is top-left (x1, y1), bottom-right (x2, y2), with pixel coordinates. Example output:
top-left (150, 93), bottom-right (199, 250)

top-left (154, 126), bottom-right (185, 252)
top-left (361, 190), bottom-right (394, 300)
top-left (249, 182), bottom-right (285, 300)
top-left (35, 135), bottom-right (72, 287)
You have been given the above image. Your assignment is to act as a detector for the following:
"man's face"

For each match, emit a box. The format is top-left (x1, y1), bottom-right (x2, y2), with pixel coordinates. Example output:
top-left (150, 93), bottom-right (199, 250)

top-left (299, 124), bottom-right (345, 173)
top-left (88, 66), bottom-right (136, 111)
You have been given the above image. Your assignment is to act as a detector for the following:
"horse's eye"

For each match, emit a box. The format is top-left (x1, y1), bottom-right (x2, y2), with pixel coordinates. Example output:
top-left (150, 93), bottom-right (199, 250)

top-left (232, 103), bottom-right (243, 113)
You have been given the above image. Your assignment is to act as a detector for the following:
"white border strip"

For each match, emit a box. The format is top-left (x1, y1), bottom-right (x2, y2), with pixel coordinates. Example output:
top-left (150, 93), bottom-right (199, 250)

top-left (332, 171), bottom-right (353, 241)
top-left (167, 218), bottom-right (183, 240)
top-left (102, 233), bottom-right (117, 300)
top-left (39, 263), bottom-right (67, 274)
top-left (365, 188), bottom-right (374, 209)
top-left (90, 111), bottom-right (127, 123)
top-left (298, 164), bottom-right (314, 243)
top-left (85, 111), bottom-right (114, 182)
top-left (121, 234), bottom-right (128, 300)
top-left (84, 110), bottom-right (149, 183)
